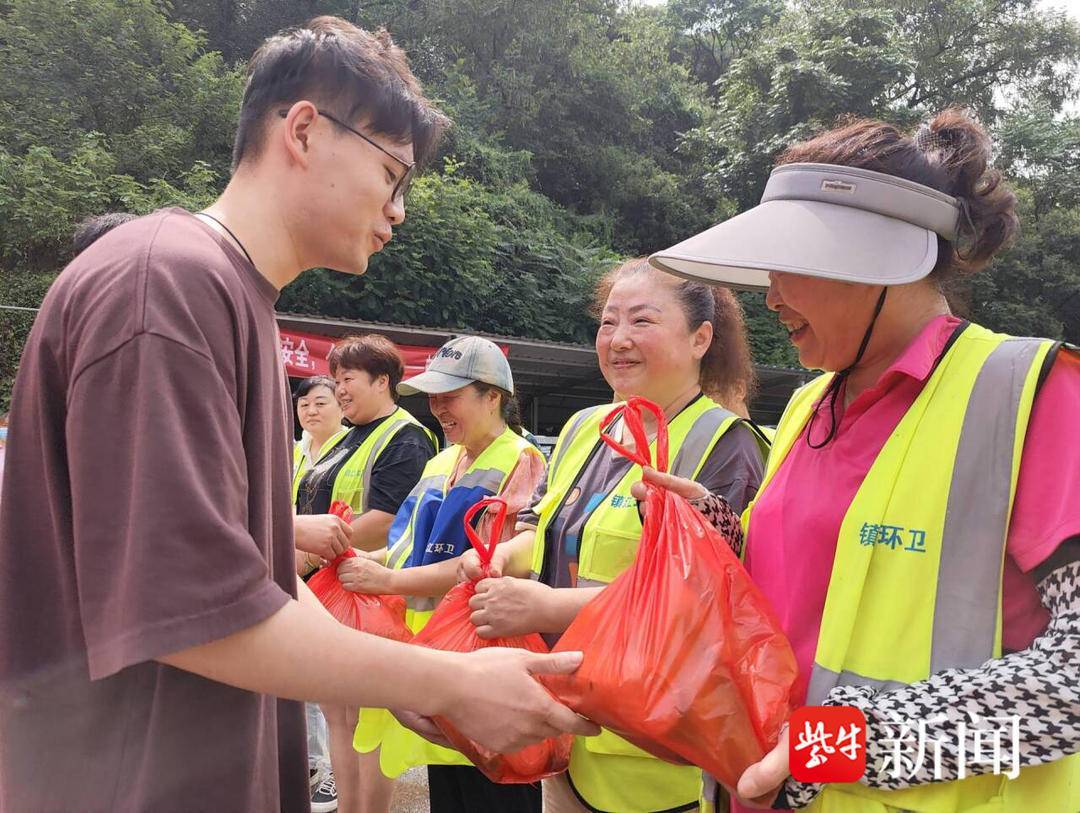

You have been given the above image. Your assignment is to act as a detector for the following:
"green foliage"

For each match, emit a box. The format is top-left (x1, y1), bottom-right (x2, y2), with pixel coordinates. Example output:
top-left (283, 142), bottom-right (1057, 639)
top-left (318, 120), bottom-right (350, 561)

top-left (665, 0), bottom-right (784, 92)
top-left (739, 293), bottom-right (801, 368)
top-left (0, 135), bottom-right (219, 270)
top-left (0, 0), bottom-right (237, 407)
top-left (883, 0), bottom-right (1080, 121)
top-left (994, 105), bottom-right (1080, 214)
top-left (359, 0), bottom-right (725, 252)
top-left (958, 108), bottom-right (1080, 343)
top-left (0, 270), bottom-right (51, 412)
top-left (0, 0), bottom-right (239, 270)
top-left (683, 0), bottom-right (1080, 208)
top-left (0, 0), bottom-right (243, 182)
top-left (426, 64), bottom-right (537, 190)
top-left (1, 0), bottom-right (1079, 411)
top-left (961, 189), bottom-right (1080, 344)
top-left (278, 164), bottom-right (618, 343)
top-left (689, 0), bottom-right (916, 209)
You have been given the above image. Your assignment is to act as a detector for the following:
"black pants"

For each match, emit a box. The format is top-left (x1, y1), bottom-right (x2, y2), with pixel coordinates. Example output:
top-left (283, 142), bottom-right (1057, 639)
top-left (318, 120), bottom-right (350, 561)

top-left (427, 764), bottom-right (542, 813)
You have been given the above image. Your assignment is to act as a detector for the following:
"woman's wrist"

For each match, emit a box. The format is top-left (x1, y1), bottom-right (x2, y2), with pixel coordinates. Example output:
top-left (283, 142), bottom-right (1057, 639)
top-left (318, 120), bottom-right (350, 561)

top-left (384, 565), bottom-right (402, 594)
top-left (537, 584), bottom-right (598, 633)
top-left (686, 484), bottom-right (712, 504)
top-left (534, 582), bottom-right (561, 631)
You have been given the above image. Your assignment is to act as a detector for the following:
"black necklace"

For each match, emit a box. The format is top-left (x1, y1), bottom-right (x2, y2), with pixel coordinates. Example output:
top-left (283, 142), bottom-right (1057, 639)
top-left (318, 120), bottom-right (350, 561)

top-left (197, 211), bottom-right (254, 267)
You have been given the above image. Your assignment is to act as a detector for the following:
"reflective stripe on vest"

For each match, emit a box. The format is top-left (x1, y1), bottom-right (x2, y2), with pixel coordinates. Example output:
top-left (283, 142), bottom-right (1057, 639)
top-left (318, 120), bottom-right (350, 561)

top-left (292, 408), bottom-right (432, 515)
top-left (530, 395), bottom-right (762, 586)
top-left (528, 395), bottom-right (765, 813)
top-left (291, 427), bottom-right (349, 505)
top-left (747, 323), bottom-right (1080, 812)
top-left (337, 409), bottom-right (434, 515)
top-left (358, 427), bottom-right (543, 776)
top-left (385, 427), bottom-right (539, 626)
top-left (404, 462), bottom-right (515, 619)
top-left (385, 472), bottom-right (447, 571)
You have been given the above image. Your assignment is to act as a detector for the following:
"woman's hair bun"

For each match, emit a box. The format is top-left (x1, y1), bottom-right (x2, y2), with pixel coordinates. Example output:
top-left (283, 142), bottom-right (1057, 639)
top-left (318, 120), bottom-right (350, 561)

top-left (915, 108), bottom-right (1019, 275)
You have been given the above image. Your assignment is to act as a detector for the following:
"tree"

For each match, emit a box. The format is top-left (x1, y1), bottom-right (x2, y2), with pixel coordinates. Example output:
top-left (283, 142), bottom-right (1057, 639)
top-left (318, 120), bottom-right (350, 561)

top-left (677, 0), bottom-right (1079, 354)
top-left (350, 0), bottom-right (726, 253)
top-left (961, 194), bottom-right (1080, 342)
top-left (684, 0), bottom-right (1080, 208)
top-left (0, 0), bottom-right (242, 182)
top-left (173, 0), bottom-right (347, 65)
top-left (277, 163), bottom-right (618, 343)
top-left (665, 0), bottom-right (783, 93)
top-left (959, 106), bottom-right (1080, 342)
top-left (3, 0), bottom-right (1079, 412)
top-left (882, 0), bottom-right (1080, 122)
top-left (994, 104), bottom-right (1080, 215)
top-left (687, 1), bottom-right (915, 210)
top-left (0, 0), bottom-right (241, 410)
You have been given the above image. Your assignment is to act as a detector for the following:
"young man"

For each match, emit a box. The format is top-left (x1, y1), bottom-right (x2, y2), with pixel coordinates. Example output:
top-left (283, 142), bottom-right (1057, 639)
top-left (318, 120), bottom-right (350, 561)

top-left (0, 17), bottom-right (594, 812)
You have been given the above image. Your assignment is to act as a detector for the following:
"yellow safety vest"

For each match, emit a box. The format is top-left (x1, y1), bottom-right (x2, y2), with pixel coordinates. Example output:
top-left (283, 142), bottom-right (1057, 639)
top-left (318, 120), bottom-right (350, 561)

top-left (389, 427), bottom-right (542, 631)
top-left (291, 407), bottom-right (435, 514)
top-left (745, 323), bottom-right (1079, 812)
top-left (754, 423), bottom-right (777, 443)
top-left (530, 395), bottom-right (767, 813)
top-left (355, 427), bottom-right (544, 777)
top-left (291, 427), bottom-right (348, 496)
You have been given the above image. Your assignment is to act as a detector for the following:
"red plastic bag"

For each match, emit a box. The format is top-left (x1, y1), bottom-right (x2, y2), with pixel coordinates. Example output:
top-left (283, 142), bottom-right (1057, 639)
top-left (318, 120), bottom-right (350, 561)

top-left (308, 501), bottom-right (412, 643)
top-left (541, 397), bottom-right (797, 789)
top-left (410, 497), bottom-right (573, 784)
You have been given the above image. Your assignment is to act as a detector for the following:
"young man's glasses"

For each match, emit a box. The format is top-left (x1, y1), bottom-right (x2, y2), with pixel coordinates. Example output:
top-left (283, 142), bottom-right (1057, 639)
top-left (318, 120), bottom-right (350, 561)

top-left (277, 109), bottom-right (415, 202)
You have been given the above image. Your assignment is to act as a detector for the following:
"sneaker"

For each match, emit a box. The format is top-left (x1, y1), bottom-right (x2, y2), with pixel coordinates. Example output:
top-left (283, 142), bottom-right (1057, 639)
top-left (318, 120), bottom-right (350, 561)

top-left (310, 769), bottom-right (338, 813)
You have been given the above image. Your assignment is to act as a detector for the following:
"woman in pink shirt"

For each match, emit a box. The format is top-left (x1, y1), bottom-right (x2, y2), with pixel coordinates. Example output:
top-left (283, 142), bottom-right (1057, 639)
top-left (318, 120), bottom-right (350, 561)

top-left (648, 109), bottom-right (1080, 811)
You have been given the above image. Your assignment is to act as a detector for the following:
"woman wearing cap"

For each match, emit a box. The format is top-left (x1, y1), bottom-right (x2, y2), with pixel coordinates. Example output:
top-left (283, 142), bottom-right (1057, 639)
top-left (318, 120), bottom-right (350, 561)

top-left (295, 335), bottom-right (438, 813)
top-left (648, 110), bottom-right (1080, 812)
top-left (458, 258), bottom-right (769, 813)
top-left (344, 335), bottom-right (547, 813)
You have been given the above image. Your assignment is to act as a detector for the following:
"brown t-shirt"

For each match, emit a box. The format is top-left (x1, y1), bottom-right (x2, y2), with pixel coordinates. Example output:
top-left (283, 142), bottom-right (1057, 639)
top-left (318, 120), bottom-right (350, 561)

top-left (0, 209), bottom-right (309, 811)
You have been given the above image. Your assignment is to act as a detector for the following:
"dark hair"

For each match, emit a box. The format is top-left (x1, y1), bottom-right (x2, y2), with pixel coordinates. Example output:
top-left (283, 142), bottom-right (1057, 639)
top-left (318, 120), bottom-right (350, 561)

top-left (327, 334), bottom-right (405, 401)
top-left (592, 258), bottom-right (757, 410)
top-left (471, 382), bottom-right (524, 435)
top-left (71, 212), bottom-right (138, 256)
top-left (777, 108), bottom-right (1018, 285)
top-left (233, 16), bottom-right (450, 170)
top-left (293, 375), bottom-right (337, 403)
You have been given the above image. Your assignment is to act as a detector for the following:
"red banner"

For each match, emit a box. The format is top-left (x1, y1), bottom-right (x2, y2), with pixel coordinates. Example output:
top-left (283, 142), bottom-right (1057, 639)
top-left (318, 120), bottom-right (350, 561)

top-left (279, 329), bottom-right (442, 379)
top-left (279, 329), bottom-right (509, 384)
top-left (279, 329), bottom-right (335, 377)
